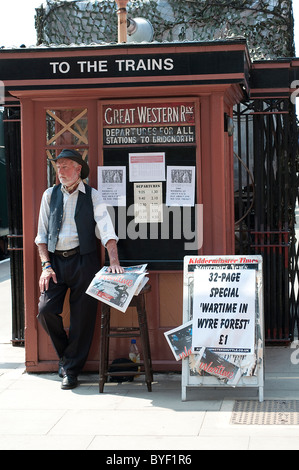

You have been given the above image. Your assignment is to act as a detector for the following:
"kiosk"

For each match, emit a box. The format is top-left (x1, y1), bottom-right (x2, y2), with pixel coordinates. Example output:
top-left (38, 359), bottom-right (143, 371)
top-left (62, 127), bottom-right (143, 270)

top-left (0, 39), bottom-right (252, 372)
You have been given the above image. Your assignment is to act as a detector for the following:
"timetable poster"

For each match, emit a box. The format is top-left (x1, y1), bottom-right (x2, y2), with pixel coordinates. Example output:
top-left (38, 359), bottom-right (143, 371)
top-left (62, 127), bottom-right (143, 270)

top-left (134, 182), bottom-right (163, 223)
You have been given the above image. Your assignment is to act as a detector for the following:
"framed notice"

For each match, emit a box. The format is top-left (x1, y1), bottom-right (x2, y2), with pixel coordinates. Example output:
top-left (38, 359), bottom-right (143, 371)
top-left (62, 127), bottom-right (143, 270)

top-left (181, 255), bottom-right (264, 402)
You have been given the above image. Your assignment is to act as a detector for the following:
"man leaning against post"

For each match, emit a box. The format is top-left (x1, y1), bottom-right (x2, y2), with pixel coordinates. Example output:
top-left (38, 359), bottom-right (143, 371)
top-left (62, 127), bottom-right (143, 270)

top-left (35, 149), bottom-right (123, 390)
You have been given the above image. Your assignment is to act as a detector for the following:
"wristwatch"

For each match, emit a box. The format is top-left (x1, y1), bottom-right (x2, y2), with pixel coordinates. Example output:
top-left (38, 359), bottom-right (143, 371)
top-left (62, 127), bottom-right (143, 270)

top-left (41, 261), bottom-right (51, 267)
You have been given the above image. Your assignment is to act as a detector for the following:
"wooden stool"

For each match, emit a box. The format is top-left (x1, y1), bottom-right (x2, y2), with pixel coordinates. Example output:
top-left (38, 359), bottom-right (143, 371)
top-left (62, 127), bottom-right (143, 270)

top-left (99, 284), bottom-right (153, 393)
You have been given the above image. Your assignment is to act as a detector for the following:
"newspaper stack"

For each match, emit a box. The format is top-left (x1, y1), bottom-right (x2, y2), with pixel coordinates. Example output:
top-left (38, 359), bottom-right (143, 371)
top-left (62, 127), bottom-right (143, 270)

top-left (164, 321), bottom-right (245, 385)
top-left (86, 264), bottom-right (148, 313)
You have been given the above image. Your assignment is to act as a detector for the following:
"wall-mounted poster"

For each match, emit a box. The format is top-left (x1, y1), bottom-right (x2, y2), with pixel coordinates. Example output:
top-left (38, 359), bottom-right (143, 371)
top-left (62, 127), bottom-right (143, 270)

top-left (166, 166), bottom-right (195, 206)
top-left (97, 166), bottom-right (126, 206)
top-left (129, 152), bottom-right (165, 182)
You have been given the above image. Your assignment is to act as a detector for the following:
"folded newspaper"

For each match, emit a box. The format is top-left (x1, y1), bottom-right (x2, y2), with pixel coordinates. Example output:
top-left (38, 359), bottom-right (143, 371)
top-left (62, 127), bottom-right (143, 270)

top-left (86, 264), bottom-right (148, 313)
top-left (164, 321), bottom-right (193, 361)
top-left (164, 321), bottom-right (244, 385)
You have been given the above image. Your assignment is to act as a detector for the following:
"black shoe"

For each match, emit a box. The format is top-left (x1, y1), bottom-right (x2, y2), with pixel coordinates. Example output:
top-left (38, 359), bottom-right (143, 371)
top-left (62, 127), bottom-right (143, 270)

top-left (61, 374), bottom-right (78, 390)
top-left (58, 358), bottom-right (65, 378)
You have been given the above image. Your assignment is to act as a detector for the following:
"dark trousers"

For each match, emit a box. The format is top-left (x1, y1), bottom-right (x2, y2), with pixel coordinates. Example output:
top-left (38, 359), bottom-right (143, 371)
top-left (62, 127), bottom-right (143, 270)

top-left (37, 251), bottom-right (100, 376)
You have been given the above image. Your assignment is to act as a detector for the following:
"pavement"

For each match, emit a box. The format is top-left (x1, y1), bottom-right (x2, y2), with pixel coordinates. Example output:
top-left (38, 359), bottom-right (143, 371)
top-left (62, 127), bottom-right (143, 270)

top-left (1, 258), bottom-right (299, 451)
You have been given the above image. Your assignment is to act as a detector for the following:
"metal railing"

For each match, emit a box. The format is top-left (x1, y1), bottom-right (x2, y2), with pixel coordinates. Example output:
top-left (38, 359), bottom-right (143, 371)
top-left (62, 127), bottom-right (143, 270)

top-left (3, 106), bottom-right (24, 345)
top-left (234, 99), bottom-right (299, 343)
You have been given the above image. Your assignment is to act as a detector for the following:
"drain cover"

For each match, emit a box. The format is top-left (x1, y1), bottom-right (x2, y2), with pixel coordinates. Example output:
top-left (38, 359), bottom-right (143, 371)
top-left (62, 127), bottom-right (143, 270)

top-left (231, 400), bottom-right (299, 425)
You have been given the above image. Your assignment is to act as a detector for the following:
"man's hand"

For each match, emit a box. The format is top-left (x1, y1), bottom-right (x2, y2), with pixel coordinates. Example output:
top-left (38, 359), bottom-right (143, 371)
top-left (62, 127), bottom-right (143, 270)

top-left (37, 243), bottom-right (58, 292)
top-left (107, 264), bottom-right (124, 274)
top-left (106, 239), bottom-right (124, 274)
top-left (39, 267), bottom-right (57, 293)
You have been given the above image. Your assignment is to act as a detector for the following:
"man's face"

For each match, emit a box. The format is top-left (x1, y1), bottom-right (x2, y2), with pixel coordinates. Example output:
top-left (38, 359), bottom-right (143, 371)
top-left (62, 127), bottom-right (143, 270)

top-left (56, 158), bottom-right (81, 187)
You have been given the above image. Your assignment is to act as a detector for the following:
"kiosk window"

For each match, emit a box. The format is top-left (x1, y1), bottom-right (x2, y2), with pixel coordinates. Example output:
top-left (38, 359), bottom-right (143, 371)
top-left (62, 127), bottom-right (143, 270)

top-left (45, 108), bottom-right (88, 187)
top-left (103, 146), bottom-right (198, 270)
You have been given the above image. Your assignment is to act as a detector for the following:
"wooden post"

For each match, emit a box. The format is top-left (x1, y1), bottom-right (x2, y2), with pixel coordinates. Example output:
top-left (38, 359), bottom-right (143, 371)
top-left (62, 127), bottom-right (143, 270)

top-left (115, 0), bottom-right (129, 43)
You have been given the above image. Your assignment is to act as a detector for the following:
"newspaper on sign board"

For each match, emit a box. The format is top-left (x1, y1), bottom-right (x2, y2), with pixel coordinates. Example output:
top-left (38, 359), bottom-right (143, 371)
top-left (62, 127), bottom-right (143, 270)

top-left (164, 321), bottom-right (193, 361)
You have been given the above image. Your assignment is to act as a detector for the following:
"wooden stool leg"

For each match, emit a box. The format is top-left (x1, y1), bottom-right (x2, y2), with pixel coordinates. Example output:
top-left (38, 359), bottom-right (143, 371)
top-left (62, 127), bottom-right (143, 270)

top-left (99, 303), bottom-right (110, 393)
top-left (136, 295), bottom-right (153, 391)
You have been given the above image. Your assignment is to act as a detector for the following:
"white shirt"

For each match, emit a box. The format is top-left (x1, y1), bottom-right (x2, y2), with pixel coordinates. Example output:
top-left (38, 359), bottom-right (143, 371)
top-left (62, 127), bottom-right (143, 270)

top-left (35, 181), bottom-right (118, 250)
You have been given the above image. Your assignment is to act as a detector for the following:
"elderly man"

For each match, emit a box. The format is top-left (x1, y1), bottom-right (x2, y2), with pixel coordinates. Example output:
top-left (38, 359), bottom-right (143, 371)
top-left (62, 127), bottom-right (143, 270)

top-left (35, 149), bottom-right (123, 389)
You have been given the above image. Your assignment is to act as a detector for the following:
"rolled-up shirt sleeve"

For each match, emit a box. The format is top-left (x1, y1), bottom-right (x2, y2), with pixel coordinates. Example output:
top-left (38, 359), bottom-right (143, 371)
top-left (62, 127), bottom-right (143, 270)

top-left (35, 188), bottom-right (53, 246)
top-left (92, 188), bottom-right (119, 247)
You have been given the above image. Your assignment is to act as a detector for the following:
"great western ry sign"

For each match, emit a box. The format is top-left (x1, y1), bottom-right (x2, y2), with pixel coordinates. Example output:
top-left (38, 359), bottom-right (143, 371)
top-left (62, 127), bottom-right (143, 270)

top-left (102, 101), bottom-right (196, 146)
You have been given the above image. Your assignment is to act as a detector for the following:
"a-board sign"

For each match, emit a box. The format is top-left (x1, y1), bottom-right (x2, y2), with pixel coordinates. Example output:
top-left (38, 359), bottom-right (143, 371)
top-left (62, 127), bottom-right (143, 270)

top-left (180, 255), bottom-right (264, 402)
